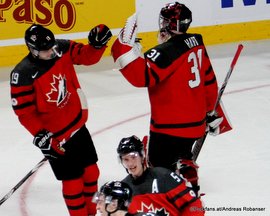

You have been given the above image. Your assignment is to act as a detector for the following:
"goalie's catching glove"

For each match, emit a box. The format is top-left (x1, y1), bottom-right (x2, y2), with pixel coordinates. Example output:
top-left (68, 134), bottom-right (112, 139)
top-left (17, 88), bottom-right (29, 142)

top-left (33, 130), bottom-right (65, 160)
top-left (206, 111), bottom-right (223, 136)
top-left (88, 24), bottom-right (112, 49)
top-left (111, 13), bottom-right (142, 69)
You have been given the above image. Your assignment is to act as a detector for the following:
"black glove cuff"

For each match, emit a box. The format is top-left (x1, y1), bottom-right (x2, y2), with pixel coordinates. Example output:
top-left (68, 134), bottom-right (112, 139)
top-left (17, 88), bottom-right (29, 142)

top-left (33, 130), bottom-right (53, 149)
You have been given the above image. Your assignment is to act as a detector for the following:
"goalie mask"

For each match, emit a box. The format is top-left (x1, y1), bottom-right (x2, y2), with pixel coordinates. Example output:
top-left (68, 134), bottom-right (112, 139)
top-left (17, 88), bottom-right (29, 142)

top-left (92, 181), bottom-right (132, 213)
top-left (159, 2), bottom-right (192, 34)
top-left (25, 24), bottom-right (62, 60)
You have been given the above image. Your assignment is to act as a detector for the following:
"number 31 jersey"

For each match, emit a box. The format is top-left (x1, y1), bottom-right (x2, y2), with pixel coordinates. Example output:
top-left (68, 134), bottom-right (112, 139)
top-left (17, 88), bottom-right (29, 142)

top-left (120, 33), bottom-right (218, 138)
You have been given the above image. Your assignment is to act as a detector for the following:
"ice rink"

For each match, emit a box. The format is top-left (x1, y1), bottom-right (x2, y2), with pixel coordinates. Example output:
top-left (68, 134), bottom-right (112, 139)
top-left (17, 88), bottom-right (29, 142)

top-left (0, 40), bottom-right (270, 215)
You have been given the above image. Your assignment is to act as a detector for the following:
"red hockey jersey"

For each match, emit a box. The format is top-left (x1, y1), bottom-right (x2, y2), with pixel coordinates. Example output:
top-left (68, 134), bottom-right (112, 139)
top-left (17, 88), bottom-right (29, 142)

top-left (119, 34), bottom-right (218, 138)
top-left (122, 167), bottom-right (204, 216)
top-left (10, 39), bottom-right (105, 142)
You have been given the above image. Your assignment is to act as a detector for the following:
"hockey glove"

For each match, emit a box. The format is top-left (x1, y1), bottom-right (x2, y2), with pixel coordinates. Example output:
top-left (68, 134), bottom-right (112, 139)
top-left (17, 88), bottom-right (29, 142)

top-left (88, 24), bottom-right (112, 49)
top-left (206, 111), bottom-right (224, 136)
top-left (111, 13), bottom-right (142, 69)
top-left (33, 130), bottom-right (65, 160)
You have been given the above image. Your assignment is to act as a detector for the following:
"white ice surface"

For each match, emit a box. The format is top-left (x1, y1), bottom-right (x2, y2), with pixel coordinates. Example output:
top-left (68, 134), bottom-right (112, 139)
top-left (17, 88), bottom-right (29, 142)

top-left (0, 40), bottom-right (270, 216)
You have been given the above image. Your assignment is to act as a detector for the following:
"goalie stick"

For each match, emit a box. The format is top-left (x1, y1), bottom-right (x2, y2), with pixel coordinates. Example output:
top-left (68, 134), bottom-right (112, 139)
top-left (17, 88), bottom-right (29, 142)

top-left (0, 157), bottom-right (47, 206)
top-left (192, 44), bottom-right (244, 161)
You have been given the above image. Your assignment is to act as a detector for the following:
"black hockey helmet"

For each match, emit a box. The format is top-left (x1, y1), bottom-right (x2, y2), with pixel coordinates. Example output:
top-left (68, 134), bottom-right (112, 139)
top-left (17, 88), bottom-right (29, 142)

top-left (25, 24), bottom-right (56, 51)
top-left (159, 2), bottom-right (192, 33)
top-left (93, 181), bottom-right (132, 212)
top-left (117, 135), bottom-right (144, 157)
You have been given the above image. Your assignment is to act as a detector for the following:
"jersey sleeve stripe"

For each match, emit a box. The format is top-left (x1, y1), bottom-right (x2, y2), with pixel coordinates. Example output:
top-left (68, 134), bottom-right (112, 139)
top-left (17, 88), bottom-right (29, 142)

top-left (205, 65), bottom-right (213, 75)
top-left (12, 101), bottom-right (34, 110)
top-left (168, 186), bottom-right (198, 209)
top-left (171, 187), bottom-right (190, 202)
top-left (179, 196), bottom-right (198, 210)
top-left (11, 89), bottom-right (35, 98)
top-left (205, 76), bottom-right (217, 86)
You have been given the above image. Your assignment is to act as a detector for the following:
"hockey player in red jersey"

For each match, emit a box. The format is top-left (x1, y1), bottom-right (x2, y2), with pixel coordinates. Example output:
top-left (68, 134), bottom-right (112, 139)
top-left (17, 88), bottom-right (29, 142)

top-left (111, 2), bottom-right (231, 195)
top-left (93, 180), bottom-right (158, 216)
top-left (116, 135), bottom-right (205, 216)
top-left (10, 24), bottom-right (112, 216)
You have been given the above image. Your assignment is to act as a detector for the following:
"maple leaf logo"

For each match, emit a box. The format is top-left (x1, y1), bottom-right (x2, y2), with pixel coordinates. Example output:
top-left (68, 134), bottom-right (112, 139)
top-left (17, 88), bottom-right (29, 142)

top-left (46, 74), bottom-right (69, 106)
top-left (156, 209), bottom-right (169, 216)
top-left (140, 203), bottom-right (170, 216)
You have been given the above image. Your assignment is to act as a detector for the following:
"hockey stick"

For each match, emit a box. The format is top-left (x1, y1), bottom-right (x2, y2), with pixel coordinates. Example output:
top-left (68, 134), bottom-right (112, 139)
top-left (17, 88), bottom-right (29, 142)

top-left (0, 157), bottom-right (47, 206)
top-left (192, 44), bottom-right (244, 161)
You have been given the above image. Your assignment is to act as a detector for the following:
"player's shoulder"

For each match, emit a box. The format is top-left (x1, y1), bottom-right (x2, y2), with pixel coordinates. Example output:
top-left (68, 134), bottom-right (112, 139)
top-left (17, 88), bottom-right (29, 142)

top-left (121, 175), bottom-right (133, 185)
top-left (150, 167), bottom-right (184, 184)
top-left (151, 166), bottom-right (171, 175)
top-left (187, 33), bottom-right (203, 40)
top-left (56, 39), bottom-right (71, 53)
top-left (144, 42), bottom-right (174, 68)
top-left (182, 33), bottom-right (204, 46)
top-left (10, 55), bottom-right (35, 86)
top-left (149, 167), bottom-right (176, 180)
top-left (58, 38), bottom-right (89, 55)
top-left (146, 40), bottom-right (173, 56)
top-left (144, 33), bottom-right (203, 68)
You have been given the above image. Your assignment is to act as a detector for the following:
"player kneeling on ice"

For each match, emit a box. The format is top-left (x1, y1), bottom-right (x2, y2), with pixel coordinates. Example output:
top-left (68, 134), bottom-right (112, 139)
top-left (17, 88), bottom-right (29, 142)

top-left (10, 24), bottom-right (112, 216)
top-left (116, 135), bottom-right (205, 216)
top-left (93, 180), bottom-right (158, 216)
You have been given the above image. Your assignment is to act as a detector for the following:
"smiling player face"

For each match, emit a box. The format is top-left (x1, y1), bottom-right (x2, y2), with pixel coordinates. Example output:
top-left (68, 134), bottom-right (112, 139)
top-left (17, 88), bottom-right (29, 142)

top-left (121, 152), bottom-right (144, 178)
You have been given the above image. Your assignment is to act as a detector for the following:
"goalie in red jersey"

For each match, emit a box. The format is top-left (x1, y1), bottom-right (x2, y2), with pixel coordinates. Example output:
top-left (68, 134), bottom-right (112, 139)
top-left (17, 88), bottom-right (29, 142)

top-left (116, 135), bottom-right (205, 216)
top-left (10, 24), bottom-right (112, 216)
top-left (111, 2), bottom-right (232, 195)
